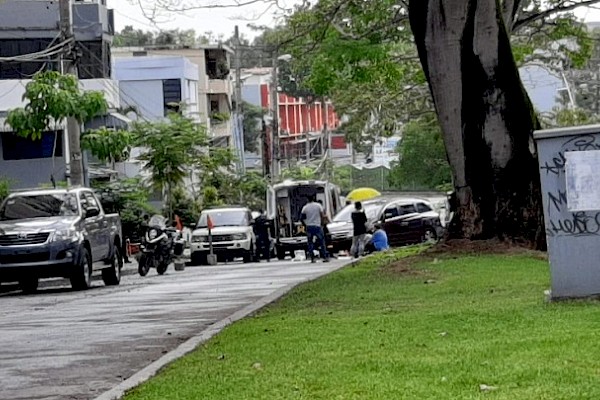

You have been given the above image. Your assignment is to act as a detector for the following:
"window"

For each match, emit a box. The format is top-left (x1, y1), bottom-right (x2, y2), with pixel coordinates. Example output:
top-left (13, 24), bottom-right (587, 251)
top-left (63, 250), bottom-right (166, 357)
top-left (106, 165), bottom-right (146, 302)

top-left (210, 100), bottom-right (220, 113)
top-left (383, 206), bottom-right (399, 219)
top-left (0, 193), bottom-right (78, 221)
top-left (197, 210), bottom-right (249, 228)
top-left (163, 79), bottom-right (182, 116)
top-left (399, 204), bottom-right (417, 215)
top-left (84, 192), bottom-right (100, 210)
top-left (79, 192), bottom-right (89, 212)
top-left (2, 131), bottom-right (63, 160)
top-left (417, 202), bottom-right (432, 213)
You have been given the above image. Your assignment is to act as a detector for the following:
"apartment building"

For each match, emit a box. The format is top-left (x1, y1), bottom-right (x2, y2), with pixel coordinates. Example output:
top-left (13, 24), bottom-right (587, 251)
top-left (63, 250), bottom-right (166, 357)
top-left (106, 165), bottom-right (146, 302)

top-left (112, 45), bottom-right (236, 148)
top-left (0, 0), bottom-right (124, 188)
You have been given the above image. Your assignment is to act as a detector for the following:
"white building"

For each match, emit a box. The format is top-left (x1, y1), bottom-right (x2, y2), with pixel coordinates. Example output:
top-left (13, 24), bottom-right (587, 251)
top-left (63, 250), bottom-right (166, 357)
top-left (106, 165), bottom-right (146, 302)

top-left (113, 45), bottom-right (235, 148)
top-left (114, 56), bottom-right (200, 122)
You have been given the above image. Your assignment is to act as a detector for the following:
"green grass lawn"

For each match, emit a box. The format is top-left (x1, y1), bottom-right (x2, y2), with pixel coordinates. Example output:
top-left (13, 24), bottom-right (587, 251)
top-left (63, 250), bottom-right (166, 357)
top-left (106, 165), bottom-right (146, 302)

top-left (124, 246), bottom-right (600, 400)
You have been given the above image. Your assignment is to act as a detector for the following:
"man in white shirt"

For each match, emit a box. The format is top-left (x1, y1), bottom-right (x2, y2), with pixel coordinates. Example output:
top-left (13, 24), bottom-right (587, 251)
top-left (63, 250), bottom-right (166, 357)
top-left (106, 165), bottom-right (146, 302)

top-left (301, 195), bottom-right (330, 263)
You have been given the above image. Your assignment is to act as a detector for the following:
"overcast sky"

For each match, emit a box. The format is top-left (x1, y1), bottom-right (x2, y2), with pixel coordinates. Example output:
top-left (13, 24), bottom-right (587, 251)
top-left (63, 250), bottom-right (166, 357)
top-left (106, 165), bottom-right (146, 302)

top-left (107, 1), bottom-right (600, 41)
top-left (107, 0), bottom-right (297, 40)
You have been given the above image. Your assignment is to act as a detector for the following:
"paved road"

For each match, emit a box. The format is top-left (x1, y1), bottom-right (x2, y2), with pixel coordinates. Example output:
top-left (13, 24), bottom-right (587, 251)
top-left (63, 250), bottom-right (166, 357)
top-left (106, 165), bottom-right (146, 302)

top-left (0, 258), bottom-right (351, 400)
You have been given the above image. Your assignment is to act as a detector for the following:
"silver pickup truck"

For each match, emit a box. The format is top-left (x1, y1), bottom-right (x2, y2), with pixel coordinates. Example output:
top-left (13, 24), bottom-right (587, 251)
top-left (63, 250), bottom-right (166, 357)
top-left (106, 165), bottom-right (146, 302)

top-left (0, 187), bottom-right (123, 292)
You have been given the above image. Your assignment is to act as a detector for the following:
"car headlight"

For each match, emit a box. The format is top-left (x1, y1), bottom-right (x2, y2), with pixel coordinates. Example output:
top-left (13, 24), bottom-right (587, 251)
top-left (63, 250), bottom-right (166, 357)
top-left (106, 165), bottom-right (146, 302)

top-left (232, 233), bottom-right (247, 240)
top-left (148, 229), bottom-right (158, 240)
top-left (52, 228), bottom-right (80, 242)
top-left (192, 235), bottom-right (208, 243)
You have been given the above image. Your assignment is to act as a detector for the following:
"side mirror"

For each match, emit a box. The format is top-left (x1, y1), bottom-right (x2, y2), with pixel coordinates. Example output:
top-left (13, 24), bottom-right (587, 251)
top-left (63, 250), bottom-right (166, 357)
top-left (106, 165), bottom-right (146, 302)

top-left (85, 207), bottom-right (100, 218)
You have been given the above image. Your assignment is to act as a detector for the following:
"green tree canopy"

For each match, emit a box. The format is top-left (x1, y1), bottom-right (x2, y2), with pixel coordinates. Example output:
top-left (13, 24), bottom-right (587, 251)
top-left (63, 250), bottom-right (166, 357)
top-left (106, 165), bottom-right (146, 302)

top-left (389, 115), bottom-right (452, 191)
top-left (6, 71), bottom-right (107, 140)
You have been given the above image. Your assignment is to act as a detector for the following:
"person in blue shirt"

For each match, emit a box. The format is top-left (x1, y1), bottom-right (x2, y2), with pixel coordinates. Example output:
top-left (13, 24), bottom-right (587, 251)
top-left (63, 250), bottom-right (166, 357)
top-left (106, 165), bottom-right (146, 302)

top-left (370, 223), bottom-right (389, 252)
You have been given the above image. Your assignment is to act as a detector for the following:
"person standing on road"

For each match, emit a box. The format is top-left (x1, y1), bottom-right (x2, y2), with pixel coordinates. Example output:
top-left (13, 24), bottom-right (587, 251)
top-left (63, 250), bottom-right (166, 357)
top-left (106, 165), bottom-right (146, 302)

top-left (301, 195), bottom-right (330, 263)
top-left (253, 209), bottom-right (271, 262)
top-left (351, 201), bottom-right (368, 258)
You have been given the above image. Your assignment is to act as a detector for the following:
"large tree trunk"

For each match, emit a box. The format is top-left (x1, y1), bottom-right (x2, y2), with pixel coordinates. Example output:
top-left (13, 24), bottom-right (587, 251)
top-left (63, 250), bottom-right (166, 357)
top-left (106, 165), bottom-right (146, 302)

top-left (408, 0), bottom-right (545, 249)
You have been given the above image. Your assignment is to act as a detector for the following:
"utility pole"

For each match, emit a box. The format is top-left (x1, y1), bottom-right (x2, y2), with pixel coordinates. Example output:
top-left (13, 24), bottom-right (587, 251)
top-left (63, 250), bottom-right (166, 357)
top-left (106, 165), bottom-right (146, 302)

top-left (270, 51), bottom-right (279, 182)
top-left (306, 104), bottom-right (311, 164)
top-left (59, 0), bottom-right (84, 186)
top-left (322, 97), bottom-right (331, 179)
top-left (261, 119), bottom-right (270, 177)
top-left (233, 25), bottom-right (245, 174)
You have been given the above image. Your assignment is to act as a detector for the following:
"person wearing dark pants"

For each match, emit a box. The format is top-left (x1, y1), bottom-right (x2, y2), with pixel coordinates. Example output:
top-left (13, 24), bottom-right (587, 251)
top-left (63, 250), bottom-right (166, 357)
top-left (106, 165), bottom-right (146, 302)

top-left (254, 210), bottom-right (271, 262)
top-left (351, 201), bottom-right (368, 258)
top-left (301, 195), bottom-right (329, 263)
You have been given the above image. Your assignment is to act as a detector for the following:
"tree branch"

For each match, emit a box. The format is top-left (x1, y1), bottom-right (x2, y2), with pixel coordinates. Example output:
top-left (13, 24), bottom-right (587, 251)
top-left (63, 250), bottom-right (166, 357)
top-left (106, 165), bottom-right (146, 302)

top-left (513, 0), bottom-right (600, 32)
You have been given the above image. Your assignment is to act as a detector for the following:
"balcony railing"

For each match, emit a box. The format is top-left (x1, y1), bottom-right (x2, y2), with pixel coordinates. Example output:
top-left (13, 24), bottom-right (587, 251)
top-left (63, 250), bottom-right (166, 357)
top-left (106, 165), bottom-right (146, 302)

top-left (211, 119), bottom-right (232, 138)
top-left (208, 79), bottom-right (231, 94)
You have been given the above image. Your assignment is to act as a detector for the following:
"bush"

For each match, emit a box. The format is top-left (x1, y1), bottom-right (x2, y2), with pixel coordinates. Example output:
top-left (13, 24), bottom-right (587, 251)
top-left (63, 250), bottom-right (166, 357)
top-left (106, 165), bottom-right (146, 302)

top-left (0, 177), bottom-right (9, 204)
top-left (171, 186), bottom-right (202, 228)
top-left (93, 178), bottom-right (157, 242)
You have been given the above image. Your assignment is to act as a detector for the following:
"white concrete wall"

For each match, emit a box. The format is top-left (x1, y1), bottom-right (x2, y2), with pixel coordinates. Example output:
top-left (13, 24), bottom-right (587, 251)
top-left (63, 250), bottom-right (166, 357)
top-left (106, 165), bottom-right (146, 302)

top-left (119, 80), bottom-right (164, 121)
top-left (0, 79), bottom-right (121, 111)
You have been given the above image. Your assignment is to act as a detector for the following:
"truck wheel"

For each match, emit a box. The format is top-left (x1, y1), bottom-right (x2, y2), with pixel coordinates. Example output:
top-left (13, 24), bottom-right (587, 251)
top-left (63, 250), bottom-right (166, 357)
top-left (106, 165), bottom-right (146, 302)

top-left (102, 246), bottom-right (122, 286)
top-left (138, 254), bottom-right (150, 276)
top-left (157, 262), bottom-right (168, 275)
top-left (19, 277), bottom-right (38, 294)
top-left (71, 248), bottom-right (92, 290)
top-left (243, 242), bottom-right (254, 263)
top-left (191, 252), bottom-right (206, 266)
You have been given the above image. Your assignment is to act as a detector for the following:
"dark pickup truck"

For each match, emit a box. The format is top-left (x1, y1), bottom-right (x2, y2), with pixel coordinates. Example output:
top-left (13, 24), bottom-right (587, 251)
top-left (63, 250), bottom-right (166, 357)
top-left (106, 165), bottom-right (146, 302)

top-left (0, 187), bottom-right (123, 292)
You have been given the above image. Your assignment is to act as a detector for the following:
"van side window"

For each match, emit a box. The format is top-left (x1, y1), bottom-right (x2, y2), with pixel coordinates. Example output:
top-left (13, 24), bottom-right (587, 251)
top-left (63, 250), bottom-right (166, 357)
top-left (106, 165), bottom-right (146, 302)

top-left (330, 188), bottom-right (338, 214)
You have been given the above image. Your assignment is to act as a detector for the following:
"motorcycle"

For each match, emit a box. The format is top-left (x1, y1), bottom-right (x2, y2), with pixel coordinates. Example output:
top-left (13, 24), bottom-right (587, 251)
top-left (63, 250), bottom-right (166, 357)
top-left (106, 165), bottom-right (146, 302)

top-left (138, 215), bottom-right (185, 276)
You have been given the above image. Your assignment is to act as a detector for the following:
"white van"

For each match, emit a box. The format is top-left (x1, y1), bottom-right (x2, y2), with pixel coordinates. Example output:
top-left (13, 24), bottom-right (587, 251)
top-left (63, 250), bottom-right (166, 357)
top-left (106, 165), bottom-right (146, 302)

top-left (267, 180), bottom-right (342, 259)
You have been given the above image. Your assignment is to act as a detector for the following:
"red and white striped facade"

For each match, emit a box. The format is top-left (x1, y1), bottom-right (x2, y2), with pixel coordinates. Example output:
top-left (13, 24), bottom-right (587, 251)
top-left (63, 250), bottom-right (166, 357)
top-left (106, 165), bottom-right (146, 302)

top-left (259, 84), bottom-right (340, 137)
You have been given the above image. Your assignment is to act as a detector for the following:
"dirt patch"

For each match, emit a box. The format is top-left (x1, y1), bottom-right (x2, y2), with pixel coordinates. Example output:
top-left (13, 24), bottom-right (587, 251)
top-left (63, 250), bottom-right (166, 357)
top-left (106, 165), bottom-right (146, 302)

top-left (383, 239), bottom-right (547, 277)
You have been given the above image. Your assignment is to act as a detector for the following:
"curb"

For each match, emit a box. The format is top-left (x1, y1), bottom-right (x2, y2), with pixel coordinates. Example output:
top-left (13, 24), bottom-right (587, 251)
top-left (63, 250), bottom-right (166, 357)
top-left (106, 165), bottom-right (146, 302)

top-left (93, 260), bottom-right (354, 400)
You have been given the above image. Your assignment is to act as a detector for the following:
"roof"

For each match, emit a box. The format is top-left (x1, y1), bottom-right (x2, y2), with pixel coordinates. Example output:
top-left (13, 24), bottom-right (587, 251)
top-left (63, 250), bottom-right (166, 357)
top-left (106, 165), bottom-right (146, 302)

top-left (201, 206), bottom-right (250, 212)
top-left (272, 180), bottom-right (333, 189)
top-left (7, 186), bottom-right (91, 196)
top-left (112, 43), bottom-right (234, 54)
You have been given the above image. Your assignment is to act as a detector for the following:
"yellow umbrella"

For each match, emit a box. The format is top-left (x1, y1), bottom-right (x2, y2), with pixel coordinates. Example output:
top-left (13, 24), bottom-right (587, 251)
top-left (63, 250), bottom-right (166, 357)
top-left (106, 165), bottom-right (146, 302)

top-left (346, 187), bottom-right (382, 202)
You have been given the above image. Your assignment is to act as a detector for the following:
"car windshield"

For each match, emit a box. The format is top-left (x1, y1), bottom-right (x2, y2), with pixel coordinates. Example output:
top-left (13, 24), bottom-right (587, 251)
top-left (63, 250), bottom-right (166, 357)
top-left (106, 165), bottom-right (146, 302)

top-left (0, 193), bottom-right (79, 221)
top-left (197, 210), bottom-right (248, 228)
top-left (333, 203), bottom-right (383, 222)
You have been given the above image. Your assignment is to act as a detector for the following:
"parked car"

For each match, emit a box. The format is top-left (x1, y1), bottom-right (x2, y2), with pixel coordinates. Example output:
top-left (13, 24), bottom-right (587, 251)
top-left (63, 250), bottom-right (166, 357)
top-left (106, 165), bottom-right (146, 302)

top-left (190, 206), bottom-right (256, 265)
top-left (327, 197), bottom-right (444, 253)
top-left (0, 187), bottom-right (123, 292)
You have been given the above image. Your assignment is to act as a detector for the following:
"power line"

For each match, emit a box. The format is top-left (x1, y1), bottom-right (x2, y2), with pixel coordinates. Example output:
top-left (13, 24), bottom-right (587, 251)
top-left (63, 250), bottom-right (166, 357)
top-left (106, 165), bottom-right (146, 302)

top-left (0, 37), bottom-right (72, 63)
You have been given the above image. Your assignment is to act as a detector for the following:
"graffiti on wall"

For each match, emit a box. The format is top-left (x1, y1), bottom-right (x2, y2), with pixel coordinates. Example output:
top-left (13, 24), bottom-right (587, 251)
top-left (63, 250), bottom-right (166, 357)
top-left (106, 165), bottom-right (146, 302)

top-left (541, 134), bottom-right (600, 238)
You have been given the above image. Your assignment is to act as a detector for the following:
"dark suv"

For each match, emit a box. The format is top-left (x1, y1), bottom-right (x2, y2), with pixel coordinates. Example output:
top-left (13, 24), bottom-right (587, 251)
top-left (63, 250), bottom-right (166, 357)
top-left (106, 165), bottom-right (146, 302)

top-left (327, 197), bottom-right (443, 253)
